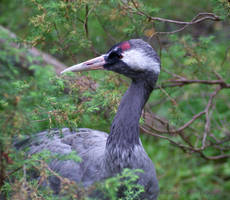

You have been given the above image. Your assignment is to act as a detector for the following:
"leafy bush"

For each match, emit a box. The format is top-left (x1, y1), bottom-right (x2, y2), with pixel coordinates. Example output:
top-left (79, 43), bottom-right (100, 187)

top-left (0, 0), bottom-right (230, 199)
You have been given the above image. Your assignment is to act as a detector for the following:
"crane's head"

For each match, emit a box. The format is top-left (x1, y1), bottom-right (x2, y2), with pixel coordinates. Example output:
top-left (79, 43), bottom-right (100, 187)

top-left (61, 39), bottom-right (160, 84)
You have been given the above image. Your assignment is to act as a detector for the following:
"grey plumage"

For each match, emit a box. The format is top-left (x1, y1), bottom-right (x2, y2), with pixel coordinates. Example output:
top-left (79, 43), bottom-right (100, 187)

top-left (24, 128), bottom-right (158, 199)
top-left (18, 39), bottom-right (160, 199)
top-left (26, 128), bottom-right (107, 188)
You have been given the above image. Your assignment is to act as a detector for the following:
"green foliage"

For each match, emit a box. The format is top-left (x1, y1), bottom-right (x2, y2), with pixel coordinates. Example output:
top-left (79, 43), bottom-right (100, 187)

top-left (0, 63), bottom-right (79, 137)
top-left (0, 0), bottom-right (230, 199)
top-left (154, 34), bottom-right (230, 140)
top-left (95, 169), bottom-right (144, 200)
top-left (144, 33), bottom-right (230, 199)
top-left (25, 149), bottom-right (81, 164)
top-left (25, 0), bottom-right (96, 55)
top-left (211, 0), bottom-right (230, 19)
top-left (142, 135), bottom-right (230, 200)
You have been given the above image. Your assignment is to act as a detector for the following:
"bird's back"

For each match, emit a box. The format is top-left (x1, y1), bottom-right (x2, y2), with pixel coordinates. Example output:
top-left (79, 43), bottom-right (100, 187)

top-left (17, 128), bottom-right (108, 191)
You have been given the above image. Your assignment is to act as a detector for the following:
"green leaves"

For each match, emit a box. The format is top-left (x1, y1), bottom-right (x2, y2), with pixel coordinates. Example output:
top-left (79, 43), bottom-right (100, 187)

top-left (211, 0), bottom-right (230, 19)
top-left (0, 0), bottom-right (230, 199)
top-left (98, 168), bottom-right (144, 200)
top-left (27, 149), bottom-right (81, 164)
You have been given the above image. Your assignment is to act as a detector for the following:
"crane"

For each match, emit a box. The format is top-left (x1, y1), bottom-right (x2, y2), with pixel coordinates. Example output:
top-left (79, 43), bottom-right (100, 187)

top-left (21, 39), bottom-right (160, 199)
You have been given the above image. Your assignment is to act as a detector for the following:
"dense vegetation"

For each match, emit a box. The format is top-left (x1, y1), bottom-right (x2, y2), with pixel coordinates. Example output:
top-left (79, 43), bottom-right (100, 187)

top-left (0, 0), bottom-right (230, 199)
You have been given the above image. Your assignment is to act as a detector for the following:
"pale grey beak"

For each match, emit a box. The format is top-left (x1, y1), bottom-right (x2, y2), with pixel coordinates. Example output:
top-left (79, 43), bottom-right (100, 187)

top-left (61, 55), bottom-right (106, 74)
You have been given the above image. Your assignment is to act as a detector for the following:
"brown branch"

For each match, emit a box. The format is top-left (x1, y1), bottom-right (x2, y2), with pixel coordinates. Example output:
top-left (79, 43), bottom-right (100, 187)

top-left (0, 25), bottom-right (67, 74)
top-left (3, 167), bottom-right (22, 180)
top-left (143, 110), bottom-right (205, 134)
top-left (142, 80), bottom-right (230, 160)
top-left (202, 86), bottom-right (221, 149)
top-left (202, 154), bottom-right (230, 160)
top-left (140, 126), bottom-right (190, 152)
top-left (146, 86), bottom-right (221, 136)
top-left (155, 82), bottom-right (186, 89)
top-left (152, 13), bottom-right (220, 25)
top-left (155, 78), bottom-right (230, 90)
top-left (156, 24), bottom-right (190, 35)
top-left (122, 0), bottom-right (220, 35)
top-left (168, 79), bottom-right (230, 87)
top-left (142, 124), bottom-right (230, 160)
top-left (128, 1), bottom-right (220, 24)
top-left (84, 5), bottom-right (89, 38)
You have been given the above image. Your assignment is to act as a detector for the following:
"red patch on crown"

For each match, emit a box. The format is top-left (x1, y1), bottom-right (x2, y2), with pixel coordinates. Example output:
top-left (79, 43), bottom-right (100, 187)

top-left (120, 41), bottom-right (131, 51)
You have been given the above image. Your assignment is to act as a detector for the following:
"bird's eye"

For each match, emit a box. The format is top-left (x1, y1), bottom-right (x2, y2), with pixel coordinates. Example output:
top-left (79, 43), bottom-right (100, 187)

top-left (108, 51), bottom-right (123, 60)
top-left (118, 54), bottom-right (123, 59)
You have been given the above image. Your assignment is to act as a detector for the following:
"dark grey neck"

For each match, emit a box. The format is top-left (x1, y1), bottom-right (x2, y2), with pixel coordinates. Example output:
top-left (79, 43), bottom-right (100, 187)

top-left (106, 79), bottom-right (154, 150)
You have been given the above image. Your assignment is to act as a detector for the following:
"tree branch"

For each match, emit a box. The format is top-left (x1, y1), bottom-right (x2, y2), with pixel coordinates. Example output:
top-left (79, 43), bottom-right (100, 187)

top-left (122, 0), bottom-right (220, 35)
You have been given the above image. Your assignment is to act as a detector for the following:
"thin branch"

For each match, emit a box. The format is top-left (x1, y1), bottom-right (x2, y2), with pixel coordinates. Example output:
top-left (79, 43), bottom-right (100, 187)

top-left (202, 86), bottom-right (221, 149)
top-left (203, 154), bottom-right (230, 160)
top-left (143, 110), bottom-right (206, 134)
top-left (156, 24), bottom-right (190, 35)
top-left (155, 78), bottom-right (230, 89)
top-left (166, 79), bottom-right (230, 87)
top-left (122, 1), bottom-right (220, 35)
top-left (152, 13), bottom-right (220, 26)
top-left (84, 5), bottom-right (89, 38)
top-left (140, 126), bottom-right (190, 152)
top-left (128, 1), bottom-right (220, 25)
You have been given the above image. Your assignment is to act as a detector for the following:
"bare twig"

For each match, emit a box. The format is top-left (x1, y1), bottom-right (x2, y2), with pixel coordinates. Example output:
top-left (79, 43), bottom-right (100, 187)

top-left (84, 5), bottom-right (89, 38)
top-left (129, 0), bottom-right (220, 24)
top-left (203, 154), bottom-right (230, 160)
top-left (155, 78), bottom-right (230, 90)
top-left (140, 126), bottom-right (190, 152)
top-left (202, 86), bottom-right (221, 149)
top-left (122, 0), bottom-right (220, 35)
top-left (143, 110), bottom-right (206, 134)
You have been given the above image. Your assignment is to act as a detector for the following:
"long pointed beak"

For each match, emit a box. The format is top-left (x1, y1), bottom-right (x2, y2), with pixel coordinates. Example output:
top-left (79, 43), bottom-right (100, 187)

top-left (61, 55), bottom-right (106, 74)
